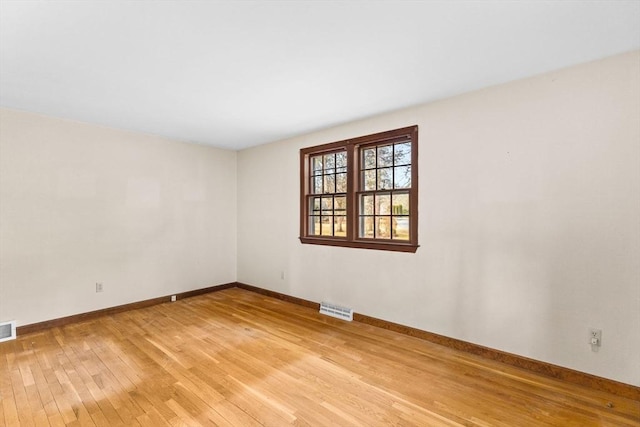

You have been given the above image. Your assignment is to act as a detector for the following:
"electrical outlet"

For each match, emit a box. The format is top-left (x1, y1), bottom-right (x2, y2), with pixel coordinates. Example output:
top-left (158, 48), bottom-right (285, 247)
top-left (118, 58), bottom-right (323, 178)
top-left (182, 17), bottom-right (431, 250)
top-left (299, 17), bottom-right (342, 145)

top-left (171, 295), bottom-right (177, 302)
top-left (96, 282), bottom-right (103, 293)
top-left (589, 328), bottom-right (602, 347)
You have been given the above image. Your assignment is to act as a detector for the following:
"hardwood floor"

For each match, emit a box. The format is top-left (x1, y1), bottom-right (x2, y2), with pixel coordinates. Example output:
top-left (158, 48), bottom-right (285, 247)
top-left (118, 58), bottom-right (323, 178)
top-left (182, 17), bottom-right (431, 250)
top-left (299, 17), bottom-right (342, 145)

top-left (1, 288), bottom-right (638, 426)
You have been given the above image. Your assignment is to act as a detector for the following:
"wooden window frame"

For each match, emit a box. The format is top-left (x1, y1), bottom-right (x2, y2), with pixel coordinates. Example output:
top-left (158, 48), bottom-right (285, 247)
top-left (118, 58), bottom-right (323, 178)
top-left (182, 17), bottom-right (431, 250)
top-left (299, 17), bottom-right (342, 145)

top-left (299, 125), bottom-right (418, 253)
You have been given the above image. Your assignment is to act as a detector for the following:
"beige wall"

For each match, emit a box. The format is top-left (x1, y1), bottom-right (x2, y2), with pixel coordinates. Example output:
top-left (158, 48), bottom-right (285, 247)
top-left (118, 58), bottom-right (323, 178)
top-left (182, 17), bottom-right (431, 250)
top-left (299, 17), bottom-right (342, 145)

top-left (237, 50), bottom-right (640, 386)
top-left (0, 108), bottom-right (237, 326)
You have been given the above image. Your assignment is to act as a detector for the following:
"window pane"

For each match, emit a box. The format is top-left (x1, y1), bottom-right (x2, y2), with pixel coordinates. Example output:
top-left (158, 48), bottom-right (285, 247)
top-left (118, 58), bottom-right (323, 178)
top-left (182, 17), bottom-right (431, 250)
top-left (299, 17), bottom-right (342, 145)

top-left (359, 216), bottom-right (374, 238)
top-left (394, 142), bottom-right (411, 166)
top-left (363, 148), bottom-right (376, 169)
top-left (377, 145), bottom-right (393, 167)
top-left (336, 151), bottom-right (347, 172)
top-left (324, 174), bottom-right (335, 193)
top-left (324, 153), bottom-right (335, 174)
top-left (336, 173), bottom-right (347, 193)
top-left (309, 216), bottom-right (321, 235)
top-left (392, 217), bottom-right (409, 240)
top-left (376, 216), bottom-right (391, 238)
top-left (321, 217), bottom-right (333, 236)
top-left (361, 194), bottom-right (374, 215)
top-left (378, 167), bottom-right (392, 190)
top-left (312, 176), bottom-right (322, 194)
top-left (376, 193), bottom-right (391, 215)
top-left (335, 196), bottom-right (347, 212)
top-left (312, 156), bottom-right (323, 174)
top-left (321, 196), bottom-right (333, 211)
top-left (310, 197), bottom-right (321, 213)
top-left (393, 165), bottom-right (411, 189)
top-left (392, 193), bottom-right (409, 215)
top-left (334, 216), bottom-right (347, 236)
top-left (363, 170), bottom-right (376, 191)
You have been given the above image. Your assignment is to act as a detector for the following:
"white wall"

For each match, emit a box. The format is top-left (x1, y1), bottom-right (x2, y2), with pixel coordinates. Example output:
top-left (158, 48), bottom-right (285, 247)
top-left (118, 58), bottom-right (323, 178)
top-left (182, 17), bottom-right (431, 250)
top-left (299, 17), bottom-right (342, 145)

top-left (237, 51), bottom-right (640, 386)
top-left (0, 108), bottom-right (237, 326)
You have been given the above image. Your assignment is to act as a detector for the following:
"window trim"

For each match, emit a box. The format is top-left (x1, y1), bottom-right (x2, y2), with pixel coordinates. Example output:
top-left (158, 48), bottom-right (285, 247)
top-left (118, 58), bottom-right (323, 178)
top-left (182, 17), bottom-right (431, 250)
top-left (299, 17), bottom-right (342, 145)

top-left (299, 125), bottom-right (418, 253)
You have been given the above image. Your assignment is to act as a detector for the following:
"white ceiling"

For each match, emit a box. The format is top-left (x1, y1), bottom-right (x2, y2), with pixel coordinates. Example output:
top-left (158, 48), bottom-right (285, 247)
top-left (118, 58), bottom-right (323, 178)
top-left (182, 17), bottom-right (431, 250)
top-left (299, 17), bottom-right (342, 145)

top-left (1, 1), bottom-right (639, 150)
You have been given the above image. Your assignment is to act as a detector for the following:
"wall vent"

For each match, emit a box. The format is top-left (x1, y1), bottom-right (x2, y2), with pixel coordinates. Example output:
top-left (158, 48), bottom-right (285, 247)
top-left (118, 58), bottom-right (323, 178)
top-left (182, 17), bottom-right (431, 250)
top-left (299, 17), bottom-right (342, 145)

top-left (319, 302), bottom-right (353, 321)
top-left (0, 321), bottom-right (16, 343)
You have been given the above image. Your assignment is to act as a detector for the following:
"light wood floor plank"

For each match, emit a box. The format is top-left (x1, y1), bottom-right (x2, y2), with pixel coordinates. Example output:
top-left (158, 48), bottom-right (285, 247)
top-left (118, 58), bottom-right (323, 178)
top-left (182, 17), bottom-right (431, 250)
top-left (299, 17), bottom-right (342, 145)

top-left (1, 288), bottom-right (638, 426)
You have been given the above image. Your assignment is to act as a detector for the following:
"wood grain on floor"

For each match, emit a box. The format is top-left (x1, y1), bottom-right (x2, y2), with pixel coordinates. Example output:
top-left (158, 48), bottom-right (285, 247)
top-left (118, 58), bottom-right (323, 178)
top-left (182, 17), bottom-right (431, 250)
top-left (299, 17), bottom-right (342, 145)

top-left (1, 288), bottom-right (638, 426)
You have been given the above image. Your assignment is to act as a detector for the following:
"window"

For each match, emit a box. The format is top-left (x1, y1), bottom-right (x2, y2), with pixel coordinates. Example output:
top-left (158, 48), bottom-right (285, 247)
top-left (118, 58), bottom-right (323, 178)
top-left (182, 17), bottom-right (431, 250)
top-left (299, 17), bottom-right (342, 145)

top-left (300, 126), bottom-right (418, 252)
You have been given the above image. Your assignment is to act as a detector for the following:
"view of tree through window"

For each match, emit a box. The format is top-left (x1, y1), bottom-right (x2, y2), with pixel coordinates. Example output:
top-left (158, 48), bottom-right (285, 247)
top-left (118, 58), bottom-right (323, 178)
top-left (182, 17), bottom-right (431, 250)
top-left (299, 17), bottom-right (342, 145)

top-left (300, 126), bottom-right (418, 253)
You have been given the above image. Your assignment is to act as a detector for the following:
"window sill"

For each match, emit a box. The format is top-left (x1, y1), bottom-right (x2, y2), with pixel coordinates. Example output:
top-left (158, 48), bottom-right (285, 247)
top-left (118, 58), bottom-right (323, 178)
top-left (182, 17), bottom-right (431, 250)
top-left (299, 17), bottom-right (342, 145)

top-left (299, 236), bottom-right (419, 253)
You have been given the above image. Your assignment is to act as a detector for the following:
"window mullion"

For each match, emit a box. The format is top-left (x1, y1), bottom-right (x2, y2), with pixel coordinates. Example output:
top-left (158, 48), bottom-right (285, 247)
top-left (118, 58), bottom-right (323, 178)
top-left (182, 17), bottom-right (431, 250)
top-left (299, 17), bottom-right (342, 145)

top-left (346, 143), bottom-right (355, 241)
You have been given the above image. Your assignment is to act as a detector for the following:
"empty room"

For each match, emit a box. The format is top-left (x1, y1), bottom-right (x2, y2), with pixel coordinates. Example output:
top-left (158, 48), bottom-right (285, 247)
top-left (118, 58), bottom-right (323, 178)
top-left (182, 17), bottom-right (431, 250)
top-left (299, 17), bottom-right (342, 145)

top-left (1, 1), bottom-right (639, 426)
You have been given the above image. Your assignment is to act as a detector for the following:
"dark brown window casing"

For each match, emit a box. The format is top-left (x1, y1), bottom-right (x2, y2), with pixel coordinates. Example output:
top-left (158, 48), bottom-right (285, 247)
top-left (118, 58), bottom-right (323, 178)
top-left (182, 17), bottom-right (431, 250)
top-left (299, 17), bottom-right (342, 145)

top-left (300, 126), bottom-right (418, 252)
